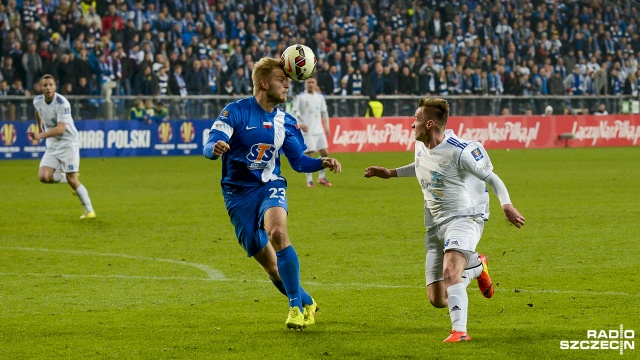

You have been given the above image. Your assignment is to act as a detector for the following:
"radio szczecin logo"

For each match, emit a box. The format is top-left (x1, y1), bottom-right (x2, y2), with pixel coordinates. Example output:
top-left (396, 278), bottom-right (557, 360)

top-left (560, 325), bottom-right (635, 355)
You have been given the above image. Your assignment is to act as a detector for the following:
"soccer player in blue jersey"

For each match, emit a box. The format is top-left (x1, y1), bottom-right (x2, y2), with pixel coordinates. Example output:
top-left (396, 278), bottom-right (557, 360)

top-left (203, 57), bottom-right (342, 329)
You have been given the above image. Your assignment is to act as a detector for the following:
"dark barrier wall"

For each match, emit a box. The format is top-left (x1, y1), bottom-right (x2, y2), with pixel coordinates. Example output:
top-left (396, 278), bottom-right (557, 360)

top-left (0, 120), bottom-right (210, 159)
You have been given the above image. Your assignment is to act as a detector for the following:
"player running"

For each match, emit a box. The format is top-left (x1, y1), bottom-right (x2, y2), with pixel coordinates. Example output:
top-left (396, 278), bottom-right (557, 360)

top-left (365, 98), bottom-right (525, 342)
top-left (28, 74), bottom-right (96, 219)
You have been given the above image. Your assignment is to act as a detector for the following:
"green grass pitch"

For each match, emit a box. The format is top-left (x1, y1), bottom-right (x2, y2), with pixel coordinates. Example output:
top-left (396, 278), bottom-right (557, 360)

top-left (1, 147), bottom-right (638, 359)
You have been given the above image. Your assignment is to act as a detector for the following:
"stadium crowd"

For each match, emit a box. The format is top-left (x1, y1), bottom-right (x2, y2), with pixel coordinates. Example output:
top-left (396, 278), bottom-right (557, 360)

top-left (0, 0), bottom-right (639, 119)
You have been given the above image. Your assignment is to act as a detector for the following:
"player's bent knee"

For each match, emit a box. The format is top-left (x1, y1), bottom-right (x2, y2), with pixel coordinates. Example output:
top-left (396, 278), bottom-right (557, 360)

top-left (429, 297), bottom-right (448, 308)
top-left (267, 227), bottom-right (289, 249)
top-left (442, 267), bottom-right (462, 285)
top-left (38, 175), bottom-right (54, 183)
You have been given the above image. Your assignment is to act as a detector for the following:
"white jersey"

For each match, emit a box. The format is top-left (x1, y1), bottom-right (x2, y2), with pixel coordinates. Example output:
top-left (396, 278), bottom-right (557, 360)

top-left (291, 91), bottom-right (327, 135)
top-left (33, 93), bottom-right (78, 149)
top-left (415, 130), bottom-right (492, 227)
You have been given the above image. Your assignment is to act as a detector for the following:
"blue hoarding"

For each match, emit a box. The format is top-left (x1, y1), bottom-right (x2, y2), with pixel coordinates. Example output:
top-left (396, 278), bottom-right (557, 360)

top-left (0, 120), bottom-right (213, 160)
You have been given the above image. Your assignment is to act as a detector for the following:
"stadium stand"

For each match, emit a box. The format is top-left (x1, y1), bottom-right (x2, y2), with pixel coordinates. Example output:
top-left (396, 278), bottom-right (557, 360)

top-left (0, 0), bottom-right (639, 119)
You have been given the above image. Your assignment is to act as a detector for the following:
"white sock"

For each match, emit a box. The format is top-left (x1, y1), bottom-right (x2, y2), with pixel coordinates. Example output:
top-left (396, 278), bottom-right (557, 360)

top-left (318, 168), bottom-right (326, 179)
top-left (74, 185), bottom-right (94, 213)
top-left (305, 173), bottom-right (313, 183)
top-left (462, 264), bottom-right (483, 287)
top-left (447, 283), bottom-right (468, 332)
top-left (53, 171), bottom-right (68, 183)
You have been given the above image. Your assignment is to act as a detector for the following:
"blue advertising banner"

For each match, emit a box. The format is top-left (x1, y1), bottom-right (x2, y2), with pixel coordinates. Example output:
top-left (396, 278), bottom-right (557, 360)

top-left (0, 120), bottom-right (213, 160)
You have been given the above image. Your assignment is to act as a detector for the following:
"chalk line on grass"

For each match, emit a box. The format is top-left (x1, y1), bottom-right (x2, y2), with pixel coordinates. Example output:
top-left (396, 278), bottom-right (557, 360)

top-left (2, 247), bottom-right (637, 297)
top-left (0, 246), bottom-right (225, 280)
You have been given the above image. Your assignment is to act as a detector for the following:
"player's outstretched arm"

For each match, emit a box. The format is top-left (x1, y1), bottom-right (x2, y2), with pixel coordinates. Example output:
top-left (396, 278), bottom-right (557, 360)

top-left (321, 157), bottom-right (342, 174)
top-left (364, 166), bottom-right (397, 179)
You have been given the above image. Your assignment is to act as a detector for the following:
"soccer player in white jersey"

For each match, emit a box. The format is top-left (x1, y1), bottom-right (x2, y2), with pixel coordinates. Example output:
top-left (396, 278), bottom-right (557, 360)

top-left (291, 77), bottom-right (333, 187)
top-left (27, 74), bottom-right (96, 219)
top-left (364, 98), bottom-right (525, 342)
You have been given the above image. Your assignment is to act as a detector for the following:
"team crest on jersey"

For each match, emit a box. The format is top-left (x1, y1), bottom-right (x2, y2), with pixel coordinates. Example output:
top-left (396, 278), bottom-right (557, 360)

top-left (438, 158), bottom-right (451, 169)
top-left (246, 143), bottom-right (276, 169)
top-left (63, 107), bottom-right (70, 114)
top-left (219, 110), bottom-right (229, 119)
top-left (471, 147), bottom-right (484, 161)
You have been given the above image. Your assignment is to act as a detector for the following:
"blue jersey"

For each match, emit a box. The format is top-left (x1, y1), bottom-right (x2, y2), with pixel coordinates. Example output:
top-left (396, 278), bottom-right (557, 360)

top-left (204, 97), bottom-right (323, 196)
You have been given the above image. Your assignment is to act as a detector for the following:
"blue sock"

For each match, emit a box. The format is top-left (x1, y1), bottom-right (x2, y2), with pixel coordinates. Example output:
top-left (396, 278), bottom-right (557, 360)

top-left (272, 279), bottom-right (313, 306)
top-left (300, 287), bottom-right (313, 306)
top-left (275, 245), bottom-right (303, 312)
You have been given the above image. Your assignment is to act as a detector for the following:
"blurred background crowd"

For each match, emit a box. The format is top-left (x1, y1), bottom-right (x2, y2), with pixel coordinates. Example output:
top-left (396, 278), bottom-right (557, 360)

top-left (1, 0), bottom-right (639, 120)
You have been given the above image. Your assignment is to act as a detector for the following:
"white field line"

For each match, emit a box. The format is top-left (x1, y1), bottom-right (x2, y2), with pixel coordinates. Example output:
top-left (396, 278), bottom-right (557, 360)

top-left (0, 246), bottom-right (225, 280)
top-left (1, 247), bottom-right (638, 297)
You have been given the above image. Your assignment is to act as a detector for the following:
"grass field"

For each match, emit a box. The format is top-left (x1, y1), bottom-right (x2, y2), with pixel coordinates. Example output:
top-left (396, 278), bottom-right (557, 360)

top-left (1, 147), bottom-right (639, 359)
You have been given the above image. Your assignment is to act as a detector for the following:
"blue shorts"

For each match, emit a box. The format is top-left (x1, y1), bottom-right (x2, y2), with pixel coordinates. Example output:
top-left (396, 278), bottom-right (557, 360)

top-left (224, 180), bottom-right (289, 257)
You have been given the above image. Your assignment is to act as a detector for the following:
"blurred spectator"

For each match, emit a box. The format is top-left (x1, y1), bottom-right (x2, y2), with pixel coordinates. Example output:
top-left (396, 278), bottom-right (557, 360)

top-left (57, 53), bottom-right (76, 88)
top-left (229, 66), bottom-right (250, 95)
top-left (134, 66), bottom-right (158, 96)
top-left (149, 101), bottom-right (169, 123)
top-left (129, 99), bottom-right (150, 124)
top-left (0, 79), bottom-right (15, 120)
top-left (21, 42), bottom-right (42, 90)
top-left (594, 103), bottom-right (609, 115)
top-left (1, 57), bottom-right (17, 86)
top-left (365, 93), bottom-right (383, 118)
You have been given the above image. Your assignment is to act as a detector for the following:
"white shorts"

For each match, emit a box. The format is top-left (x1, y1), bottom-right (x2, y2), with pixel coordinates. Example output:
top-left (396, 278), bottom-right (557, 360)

top-left (303, 133), bottom-right (328, 153)
top-left (424, 216), bottom-right (484, 286)
top-left (40, 146), bottom-right (80, 173)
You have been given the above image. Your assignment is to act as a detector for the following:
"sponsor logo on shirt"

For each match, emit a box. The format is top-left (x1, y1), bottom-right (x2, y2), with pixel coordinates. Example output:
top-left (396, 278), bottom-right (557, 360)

top-left (471, 147), bottom-right (484, 161)
top-left (246, 143), bottom-right (275, 169)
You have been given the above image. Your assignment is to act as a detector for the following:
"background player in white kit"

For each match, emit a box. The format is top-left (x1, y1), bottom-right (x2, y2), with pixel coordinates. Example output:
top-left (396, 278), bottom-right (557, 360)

top-left (291, 77), bottom-right (332, 187)
top-left (364, 98), bottom-right (525, 342)
top-left (27, 74), bottom-right (96, 219)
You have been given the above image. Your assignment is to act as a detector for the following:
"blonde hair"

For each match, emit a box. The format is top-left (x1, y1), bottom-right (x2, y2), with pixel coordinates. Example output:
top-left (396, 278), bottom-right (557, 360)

top-left (252, 57), bottom-right (283, 95)
top-left (418, 98), bottom-right (450, 129)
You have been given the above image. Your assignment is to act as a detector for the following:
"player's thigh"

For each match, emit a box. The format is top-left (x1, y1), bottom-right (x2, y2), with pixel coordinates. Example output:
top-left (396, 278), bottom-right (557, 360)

top-left (225, 181), bottom-right (290, 256)
top-left (440, 217), bottom-right (483, 254)
top-left (59, 147), bottom-right (80, 173)
top-left (39, 151), bottom-right (61, 174)
top-left (302, 134), bottom-right (316, 152)
top-left (226, 190), bottom-right (270, 258)
top-left (316, 134), bottom-right (329, 152)
top-left (260, 181), bottom-right (290, 248)
top-left (425, 232), bottom-right (444, 286)
top-left (303, 134), bottom-right (323, 153)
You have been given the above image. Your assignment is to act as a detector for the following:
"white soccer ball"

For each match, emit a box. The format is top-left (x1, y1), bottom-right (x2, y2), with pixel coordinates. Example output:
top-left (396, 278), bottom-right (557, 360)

top-left (280, 44), bottom-right (317, 81)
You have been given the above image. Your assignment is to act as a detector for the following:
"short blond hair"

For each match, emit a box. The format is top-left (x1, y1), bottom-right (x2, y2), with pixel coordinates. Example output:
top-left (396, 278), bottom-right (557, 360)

top-left (252, 57), bottom-right (282, 96)
top-left (418, 98), bottom-right (450, 129)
